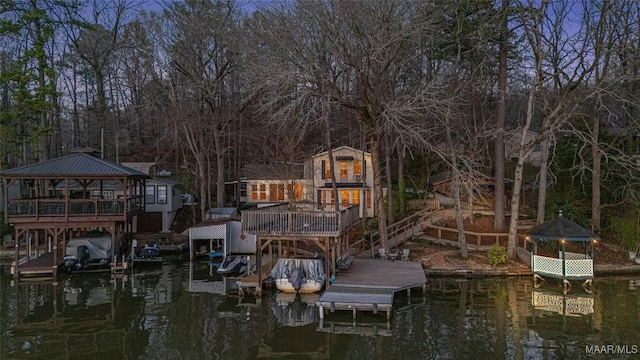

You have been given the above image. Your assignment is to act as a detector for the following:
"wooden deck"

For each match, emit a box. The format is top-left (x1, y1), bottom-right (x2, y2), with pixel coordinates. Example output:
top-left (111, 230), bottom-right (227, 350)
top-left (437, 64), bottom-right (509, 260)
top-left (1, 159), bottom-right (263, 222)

top-left (235, 262), bottom-right (273, 296)
top-left (241, 203), bottom-right (360, 237)
top-left (14, 251), bottom-right (62, 277)
top-left (317, 258), bottom-right (426, 320)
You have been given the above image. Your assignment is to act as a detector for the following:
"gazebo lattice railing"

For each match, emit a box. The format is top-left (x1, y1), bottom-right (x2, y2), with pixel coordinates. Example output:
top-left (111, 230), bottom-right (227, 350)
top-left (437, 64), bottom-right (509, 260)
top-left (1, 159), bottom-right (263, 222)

top-left (527, 211), bottom-right (600, 292)
top-left (532, 290), bottom-right (594, 316)
top-left (531, 255), bottom-right (594, 280)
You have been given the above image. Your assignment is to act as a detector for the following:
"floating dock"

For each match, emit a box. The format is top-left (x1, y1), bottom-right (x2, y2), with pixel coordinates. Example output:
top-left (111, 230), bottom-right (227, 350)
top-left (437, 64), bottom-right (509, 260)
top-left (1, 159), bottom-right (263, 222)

top-left (317, 258), bottom-right (426, 321)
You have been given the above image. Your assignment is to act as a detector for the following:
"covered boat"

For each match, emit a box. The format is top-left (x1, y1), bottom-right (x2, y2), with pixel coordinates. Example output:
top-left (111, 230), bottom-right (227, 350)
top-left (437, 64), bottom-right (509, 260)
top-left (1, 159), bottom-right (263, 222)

top-left (64, 234), bottom-right (112, 271)
top-left (271, 258), bottom-right (326, 293)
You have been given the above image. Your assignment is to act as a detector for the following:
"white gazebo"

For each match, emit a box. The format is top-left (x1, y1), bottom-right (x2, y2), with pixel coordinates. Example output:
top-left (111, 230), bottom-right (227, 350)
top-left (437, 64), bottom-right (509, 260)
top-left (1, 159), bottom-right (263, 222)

top-left (528, 212), bottom-right (600, 292)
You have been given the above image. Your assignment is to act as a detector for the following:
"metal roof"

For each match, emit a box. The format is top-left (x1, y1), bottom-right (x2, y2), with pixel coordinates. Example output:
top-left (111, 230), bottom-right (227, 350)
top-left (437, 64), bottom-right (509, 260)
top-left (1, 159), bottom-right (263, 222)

top-left (0, 153), bottom-right (150, 179)
top-left (527, 214), bottom-right (600, 242)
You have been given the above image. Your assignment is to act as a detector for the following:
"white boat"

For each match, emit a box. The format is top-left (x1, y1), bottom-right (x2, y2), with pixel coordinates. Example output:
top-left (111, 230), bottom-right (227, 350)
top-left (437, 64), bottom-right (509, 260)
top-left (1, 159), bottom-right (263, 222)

top-left (271, 258), bottom-right (326, 293)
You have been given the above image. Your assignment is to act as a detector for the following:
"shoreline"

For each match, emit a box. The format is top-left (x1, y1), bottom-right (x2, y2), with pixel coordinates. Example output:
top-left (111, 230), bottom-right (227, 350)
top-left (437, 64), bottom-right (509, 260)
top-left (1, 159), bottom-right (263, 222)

top-left (424, 264), bottom-right (640, 277)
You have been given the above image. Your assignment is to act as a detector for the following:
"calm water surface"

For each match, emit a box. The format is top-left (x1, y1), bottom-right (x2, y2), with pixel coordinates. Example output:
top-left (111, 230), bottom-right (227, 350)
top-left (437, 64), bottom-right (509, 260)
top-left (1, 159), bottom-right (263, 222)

top-left (1, 257), bottom-right (639, 360)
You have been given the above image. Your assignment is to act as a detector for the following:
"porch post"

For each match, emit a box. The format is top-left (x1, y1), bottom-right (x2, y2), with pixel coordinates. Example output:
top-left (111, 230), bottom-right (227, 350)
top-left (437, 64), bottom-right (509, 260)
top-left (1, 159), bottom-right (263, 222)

top-left (561, 242), bottom-right (566, 278)
top-left (52, 235), bottom-right (58, 278)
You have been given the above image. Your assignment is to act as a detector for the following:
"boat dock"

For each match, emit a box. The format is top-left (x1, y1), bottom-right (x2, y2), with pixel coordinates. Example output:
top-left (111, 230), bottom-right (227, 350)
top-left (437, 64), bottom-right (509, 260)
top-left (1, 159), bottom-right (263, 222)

top-left (235, 262), bottom-right (273, 296)
top-left (317, 258), bottom-right (426, 321)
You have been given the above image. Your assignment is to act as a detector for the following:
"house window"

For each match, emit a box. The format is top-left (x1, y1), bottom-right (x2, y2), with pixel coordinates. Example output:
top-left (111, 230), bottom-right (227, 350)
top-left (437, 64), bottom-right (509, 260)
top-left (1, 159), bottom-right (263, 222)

top-left (340, 161), bottom-right (347, 179)
top-left (295, 183), bottom-right (303, 200)
top-left (158, 185), bottom-right (167, 204)
top-left (341, 190), bottom-right (349, 205)
top-left (269, 184), bottom-right (284, 201)
top-left (352, 190), bottom-right (360, 204)
top-left (325, 161), bottom-right (332, 180)
top-left (354, 161), bottom-right (362, 176)
top-left (251, 184), bottom-right (258, 200)
top-left (91, 190), bottom-right (113, 199)
top-left (366, 189), bottom-right (372, 209)
top-left (259, 184), bottom-right (266, 200)
top-left (146, 186), bottom-right (155, 204)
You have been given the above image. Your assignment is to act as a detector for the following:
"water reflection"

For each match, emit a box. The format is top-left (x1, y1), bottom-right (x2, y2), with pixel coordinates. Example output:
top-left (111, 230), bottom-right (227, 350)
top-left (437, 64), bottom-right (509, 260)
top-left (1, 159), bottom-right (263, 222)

top-left (1, 261), bottom-right (639, 359)
top-left (271, 292), bottom-right (320, 327)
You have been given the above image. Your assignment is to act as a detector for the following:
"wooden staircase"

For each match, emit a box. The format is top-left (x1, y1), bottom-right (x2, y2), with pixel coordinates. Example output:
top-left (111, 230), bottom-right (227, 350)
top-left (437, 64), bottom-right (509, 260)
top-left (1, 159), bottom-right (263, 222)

top-left (349, 200), bottom-right (442, 257)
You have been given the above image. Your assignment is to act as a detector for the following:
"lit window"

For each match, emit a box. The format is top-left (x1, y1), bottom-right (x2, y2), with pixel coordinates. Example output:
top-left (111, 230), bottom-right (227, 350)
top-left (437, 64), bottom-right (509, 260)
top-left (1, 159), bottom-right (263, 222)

top-left (341, 190), bottom-right (349, 205)
top-left (354, 161), bottom-right (362, 175)
top-left (340, 162), bottom-right (347, 178)
top-left (352, 190), bottom-right (360, 204)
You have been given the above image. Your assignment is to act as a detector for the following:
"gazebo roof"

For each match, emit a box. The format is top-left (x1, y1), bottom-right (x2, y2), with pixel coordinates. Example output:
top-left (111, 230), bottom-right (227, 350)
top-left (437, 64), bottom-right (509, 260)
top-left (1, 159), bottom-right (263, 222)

top-left (527, 214), bottom-right (600, 242)
top-left (0, 153), bottom-right (149, 179)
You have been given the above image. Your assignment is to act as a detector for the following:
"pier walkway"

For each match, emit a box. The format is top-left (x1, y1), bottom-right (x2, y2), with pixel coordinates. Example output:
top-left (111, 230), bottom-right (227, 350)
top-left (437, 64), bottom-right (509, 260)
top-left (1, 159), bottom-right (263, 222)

top-left (317, 258), bottom-right (426, 321)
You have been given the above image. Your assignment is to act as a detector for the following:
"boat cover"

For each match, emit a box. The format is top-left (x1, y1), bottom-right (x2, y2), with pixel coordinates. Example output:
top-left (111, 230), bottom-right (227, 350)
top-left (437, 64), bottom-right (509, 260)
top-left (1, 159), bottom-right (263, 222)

top-left (271, 258), bottom-right (326, 284)
top-left (66, 235), bottom-right (112, 261)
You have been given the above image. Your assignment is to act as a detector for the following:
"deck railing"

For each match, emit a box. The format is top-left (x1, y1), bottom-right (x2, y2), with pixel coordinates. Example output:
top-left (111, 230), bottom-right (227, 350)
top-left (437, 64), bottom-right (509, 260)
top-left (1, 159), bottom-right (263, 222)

top-left (7, 197), bottom-right (143, 220)
top-left (241, 203), bottom-right (360, 236)
top-left (532, 254), bottom-right (593, 280)
top-left (407, 198), bottom-right (441, 211)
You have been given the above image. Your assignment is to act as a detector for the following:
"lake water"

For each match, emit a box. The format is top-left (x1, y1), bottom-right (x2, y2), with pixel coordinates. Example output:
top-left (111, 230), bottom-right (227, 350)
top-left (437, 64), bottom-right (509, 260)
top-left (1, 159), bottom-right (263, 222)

top-left (1, 257), bottom-right (639, 359)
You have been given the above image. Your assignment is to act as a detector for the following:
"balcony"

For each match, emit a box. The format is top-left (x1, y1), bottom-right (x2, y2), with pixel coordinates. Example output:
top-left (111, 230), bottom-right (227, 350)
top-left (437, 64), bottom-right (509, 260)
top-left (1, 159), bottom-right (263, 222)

top-left (6, 197), bottom-right (144, 224)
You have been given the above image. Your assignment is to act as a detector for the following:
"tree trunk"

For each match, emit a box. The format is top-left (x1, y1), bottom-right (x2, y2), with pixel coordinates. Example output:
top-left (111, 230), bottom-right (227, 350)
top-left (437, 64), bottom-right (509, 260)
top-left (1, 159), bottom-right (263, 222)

top-left (454, 169), bottom-right (469, 258)
top-left (326, 119), bottom-right (339, 209)
top-left (397, 145), bottom-right (406, 219)
top-left (591, 100), bottom-right (601, 231)
top-left (536, 114), bottom-right (550, 224)
top-left (494, 0), bottom-right (508, 231)
top-left (197, 153), bottom-right (207, 221)
top-left (507, 154), bottom-right (526, 259)
top-left (369, 132), bottom-right (388, 250)
top-left (385, 133), bottom-right (394, 224)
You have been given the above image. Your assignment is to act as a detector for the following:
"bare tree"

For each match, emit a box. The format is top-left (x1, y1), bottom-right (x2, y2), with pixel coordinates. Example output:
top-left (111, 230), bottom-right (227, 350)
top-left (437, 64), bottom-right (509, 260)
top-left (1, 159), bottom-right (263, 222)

top-left (494, 0), bottom-right (509, 231)
top-left (163, 0), bottom-right (242, 217)
top-left (506, 0), bottom-right (601, 258)
top-left (245, 0), bottom-right (449, 249)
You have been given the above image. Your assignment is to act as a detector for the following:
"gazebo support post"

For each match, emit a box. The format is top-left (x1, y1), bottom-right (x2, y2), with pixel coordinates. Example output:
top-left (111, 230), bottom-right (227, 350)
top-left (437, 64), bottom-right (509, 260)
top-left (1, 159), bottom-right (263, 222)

top-left (561, 242), bottom-right (566, 278)
top-left (533, 273), bottom-right (545, 288)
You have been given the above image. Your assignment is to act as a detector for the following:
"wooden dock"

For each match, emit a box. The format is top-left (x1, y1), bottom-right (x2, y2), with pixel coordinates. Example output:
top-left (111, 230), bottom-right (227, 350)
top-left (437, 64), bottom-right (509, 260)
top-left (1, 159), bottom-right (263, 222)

top-left (13, 251), bottom-right (61, 277)
top-left (317, 258), bottom-right (426, 320)
top-left (235, 262), bottom-right (273, 296)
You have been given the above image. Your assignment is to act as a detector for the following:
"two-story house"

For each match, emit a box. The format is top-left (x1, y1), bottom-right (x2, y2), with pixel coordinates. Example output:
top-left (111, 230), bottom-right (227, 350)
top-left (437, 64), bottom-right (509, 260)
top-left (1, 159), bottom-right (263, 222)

top-left (310, 146), bottom-right (375, 218)
top-left (233, 146), bottom-right (375, 218)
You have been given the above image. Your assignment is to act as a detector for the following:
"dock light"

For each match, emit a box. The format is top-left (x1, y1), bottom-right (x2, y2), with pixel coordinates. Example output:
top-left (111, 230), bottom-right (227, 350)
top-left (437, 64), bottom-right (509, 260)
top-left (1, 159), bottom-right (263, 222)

top-left (592, 239), bottom-right (598, 244)
top-left (560, 239), bottom-right (566, 244)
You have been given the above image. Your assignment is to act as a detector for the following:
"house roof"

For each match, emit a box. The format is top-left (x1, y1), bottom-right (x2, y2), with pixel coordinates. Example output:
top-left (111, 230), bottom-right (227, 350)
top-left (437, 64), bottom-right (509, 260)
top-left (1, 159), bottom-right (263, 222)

top-left (312, 146), bottom-right (369, 158)
top-left (121, 162), bottom-right (156, 175)
top-left (527, 214), bottom-right (600, 242)
top-left (207, 207), bottom-right (237, 215)
top-left (0, 153), bottom-right (150, 179)
top-left (149, 177), bottom-right (180, 186)
top-left (242, 163), bottom-right (304, 180)
top-left (186, 218), bottom-right (239, 229)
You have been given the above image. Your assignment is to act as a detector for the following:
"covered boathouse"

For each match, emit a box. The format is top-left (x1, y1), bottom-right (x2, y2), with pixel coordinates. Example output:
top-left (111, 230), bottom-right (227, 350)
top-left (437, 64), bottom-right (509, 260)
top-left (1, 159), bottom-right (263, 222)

top-left (240, 202), bottom-right (427, 321)
top-left (1, 149), bottom-right (149, 279)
